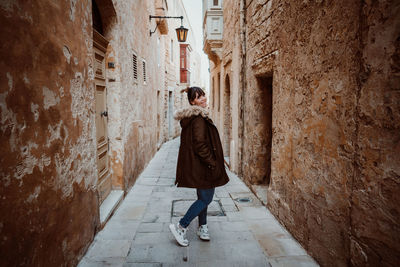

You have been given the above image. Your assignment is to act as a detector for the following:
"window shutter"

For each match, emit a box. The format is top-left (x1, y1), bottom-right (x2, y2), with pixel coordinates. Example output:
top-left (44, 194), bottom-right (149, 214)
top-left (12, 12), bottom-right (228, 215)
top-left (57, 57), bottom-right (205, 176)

top-left (132, 53), bottom-right (138, 80)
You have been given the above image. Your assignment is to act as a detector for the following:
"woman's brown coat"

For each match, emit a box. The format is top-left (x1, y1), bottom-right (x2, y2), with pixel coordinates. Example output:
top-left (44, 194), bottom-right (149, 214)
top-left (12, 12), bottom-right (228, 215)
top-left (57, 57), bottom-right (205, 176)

top-left (174, 105), bottom-right (229, 189)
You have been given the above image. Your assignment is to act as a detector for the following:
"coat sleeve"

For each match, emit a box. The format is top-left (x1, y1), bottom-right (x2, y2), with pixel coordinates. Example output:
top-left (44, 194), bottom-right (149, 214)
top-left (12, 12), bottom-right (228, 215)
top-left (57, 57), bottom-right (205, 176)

top-left (191, 116), bottom-right (216, 168)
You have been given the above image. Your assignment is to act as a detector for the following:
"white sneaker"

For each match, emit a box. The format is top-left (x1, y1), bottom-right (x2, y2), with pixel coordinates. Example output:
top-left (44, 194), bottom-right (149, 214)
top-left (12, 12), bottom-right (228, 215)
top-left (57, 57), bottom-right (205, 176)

top-left (169, 223), bottom-right (189, 246)
top-left (197, 224), bottom-right (210, 241)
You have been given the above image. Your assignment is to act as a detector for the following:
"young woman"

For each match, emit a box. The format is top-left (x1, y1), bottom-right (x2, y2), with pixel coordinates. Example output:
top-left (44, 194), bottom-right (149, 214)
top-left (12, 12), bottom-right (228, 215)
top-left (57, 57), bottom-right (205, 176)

top-left (169, 86), bottom-right (229, 246)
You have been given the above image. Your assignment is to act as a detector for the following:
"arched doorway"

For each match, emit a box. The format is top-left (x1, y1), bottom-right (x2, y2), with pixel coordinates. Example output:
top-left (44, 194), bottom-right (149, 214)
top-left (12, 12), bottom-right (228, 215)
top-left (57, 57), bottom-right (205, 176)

top-left (223, 74), bottom-right (231, 162)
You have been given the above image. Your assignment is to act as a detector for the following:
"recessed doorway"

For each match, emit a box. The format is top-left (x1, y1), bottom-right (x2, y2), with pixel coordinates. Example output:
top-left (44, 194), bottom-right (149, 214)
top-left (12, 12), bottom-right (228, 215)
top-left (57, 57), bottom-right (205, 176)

top-left (255, 75), bottom-right (273, 186)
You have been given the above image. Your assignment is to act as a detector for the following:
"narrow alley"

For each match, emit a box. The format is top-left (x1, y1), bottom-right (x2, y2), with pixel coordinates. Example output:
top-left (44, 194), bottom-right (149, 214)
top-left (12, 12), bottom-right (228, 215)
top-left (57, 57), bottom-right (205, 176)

top-left (1, 0), bottom-right (399, 266)
top-left (78, 138), bottom-right (318, 267)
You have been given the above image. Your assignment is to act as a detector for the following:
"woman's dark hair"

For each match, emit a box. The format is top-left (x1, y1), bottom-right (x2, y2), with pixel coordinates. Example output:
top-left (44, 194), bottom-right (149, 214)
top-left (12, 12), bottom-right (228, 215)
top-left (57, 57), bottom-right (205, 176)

top-left (180, 87), bottom-right (205, 105)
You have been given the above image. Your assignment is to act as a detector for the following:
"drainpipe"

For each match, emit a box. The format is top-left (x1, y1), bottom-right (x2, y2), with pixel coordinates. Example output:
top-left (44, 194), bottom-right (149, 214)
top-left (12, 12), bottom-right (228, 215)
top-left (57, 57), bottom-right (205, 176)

top-left (239, 0), bottom-right (246, 176)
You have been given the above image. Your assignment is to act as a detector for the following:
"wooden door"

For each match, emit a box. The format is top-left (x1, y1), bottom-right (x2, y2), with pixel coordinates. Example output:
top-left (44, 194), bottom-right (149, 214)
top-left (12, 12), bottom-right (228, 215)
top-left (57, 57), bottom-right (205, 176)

top-left (93, 30), bottom-right (111, 204)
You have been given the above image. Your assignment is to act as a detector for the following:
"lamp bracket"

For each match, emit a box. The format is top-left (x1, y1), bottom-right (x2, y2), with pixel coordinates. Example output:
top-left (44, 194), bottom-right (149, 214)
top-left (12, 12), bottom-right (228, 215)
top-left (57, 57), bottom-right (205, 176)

top-left (149, 15), bottom-right (184, 36)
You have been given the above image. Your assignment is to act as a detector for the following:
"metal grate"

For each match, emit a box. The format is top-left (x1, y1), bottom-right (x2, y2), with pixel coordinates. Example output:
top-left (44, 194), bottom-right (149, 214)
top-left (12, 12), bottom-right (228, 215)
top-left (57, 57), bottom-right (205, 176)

top-left (234, 197), bottom-right (252, 203)
top-left (132, 53), bottom-right (137, 80)
top-left (171, 199), bottom-right (225, 217)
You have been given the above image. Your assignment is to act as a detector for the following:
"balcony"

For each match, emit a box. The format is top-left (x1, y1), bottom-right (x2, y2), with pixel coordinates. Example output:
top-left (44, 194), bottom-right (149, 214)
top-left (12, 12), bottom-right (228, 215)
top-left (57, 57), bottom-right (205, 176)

top-left (203, 0), bottom-right (223, 64)
top-left (154, 0), bottom-right (168, 35)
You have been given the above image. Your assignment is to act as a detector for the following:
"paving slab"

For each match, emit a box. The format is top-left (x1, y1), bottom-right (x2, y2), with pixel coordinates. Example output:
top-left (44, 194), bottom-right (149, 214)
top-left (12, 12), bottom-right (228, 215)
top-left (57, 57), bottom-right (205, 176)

top-left (78, 257), bottom-right (126, 267)
top-left (95, 221), bottom-right (140, 241)
top-left (78, 138), bottom-right (319, 267)
top-left (136, 222), bottom-right (165, 233)
top-left (84, 239), bottom-right (131, 260)
top-left (268, 255), bottom-right (320, 267)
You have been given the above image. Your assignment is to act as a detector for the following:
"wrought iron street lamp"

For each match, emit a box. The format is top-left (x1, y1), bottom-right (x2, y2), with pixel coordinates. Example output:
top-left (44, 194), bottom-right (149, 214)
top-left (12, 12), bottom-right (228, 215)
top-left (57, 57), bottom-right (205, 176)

top-left (149, 15), bottom-right (188, 42)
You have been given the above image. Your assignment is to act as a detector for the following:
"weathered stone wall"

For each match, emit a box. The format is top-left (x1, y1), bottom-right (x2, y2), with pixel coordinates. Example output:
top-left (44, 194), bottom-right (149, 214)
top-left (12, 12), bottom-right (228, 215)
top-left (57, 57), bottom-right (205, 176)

top-left (350, 1), bottom-right (400, 266)
top-left (221, 0), bottom-right (241, 172)
top-left (241, 0), bottom-right (400, 266)
top-left (0, 0), bottom-right (200, 266)
top-left (209, 62), bottom-right (222, 128)
top-left (0, 1), bottom-right (98, 266)
top-left (114, 0), bottom-right (160, 190)
top-left (160, 0), bottom-right (194, 141)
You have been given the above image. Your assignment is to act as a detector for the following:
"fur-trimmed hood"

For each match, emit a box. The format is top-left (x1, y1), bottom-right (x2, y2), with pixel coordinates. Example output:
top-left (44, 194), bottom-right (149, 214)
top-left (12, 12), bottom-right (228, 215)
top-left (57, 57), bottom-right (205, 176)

top-left (174, 105), bottom-right (210, 121)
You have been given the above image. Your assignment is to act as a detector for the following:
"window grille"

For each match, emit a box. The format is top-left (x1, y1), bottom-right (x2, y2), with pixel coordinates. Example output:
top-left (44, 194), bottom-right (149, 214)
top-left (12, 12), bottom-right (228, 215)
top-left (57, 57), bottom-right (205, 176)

top-left (132, 53), bottom-right (138, 80)
top-left (143, 60), bottom-right (146, 83)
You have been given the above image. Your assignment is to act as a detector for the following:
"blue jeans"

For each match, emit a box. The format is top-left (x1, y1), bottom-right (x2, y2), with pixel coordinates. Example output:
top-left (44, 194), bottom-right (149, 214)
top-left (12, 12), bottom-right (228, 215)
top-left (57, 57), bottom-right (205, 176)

top-left (179, 188), bottom-right (215, 228)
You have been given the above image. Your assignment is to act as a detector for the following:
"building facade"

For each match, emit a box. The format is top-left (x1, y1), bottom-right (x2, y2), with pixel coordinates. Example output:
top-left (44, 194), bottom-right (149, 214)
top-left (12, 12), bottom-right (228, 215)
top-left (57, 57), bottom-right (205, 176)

top-left (203, 0), bottom-right (400, 266)
top-left (0, 0), bottom-right (199, 266)
top-left (203, 0), bottom-right (240, 171)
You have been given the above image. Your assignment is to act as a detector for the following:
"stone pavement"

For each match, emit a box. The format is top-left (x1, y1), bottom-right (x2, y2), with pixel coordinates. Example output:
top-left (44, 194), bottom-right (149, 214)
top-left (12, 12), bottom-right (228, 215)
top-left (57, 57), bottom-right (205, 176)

top-left (78, 138), bottom-right (319, 267)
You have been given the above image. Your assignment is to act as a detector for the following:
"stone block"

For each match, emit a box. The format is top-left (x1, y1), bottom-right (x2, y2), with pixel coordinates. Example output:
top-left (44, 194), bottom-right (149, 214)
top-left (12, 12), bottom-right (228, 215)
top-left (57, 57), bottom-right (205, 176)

top-left (172, 199), bottom-right (225, 217)
top-left (239, 206), bottom-right (276, 220)
top-left (126, 243), bottom-right (183, 263)
top-left (268, 255), bottom-right (319, 267)
top-left (142, 212), bottom-right (171, 223)
top-left (219, 221), bottom-right (249, 232)
top-left (113, 204), bottom-right (147, 221)
top-left (95, 221), bottom-right (139, 241)
top-left (137, 222), bottom-right (165, 233)
top-left (85, 239), bottom-right (131, 260)
top-left (257, 236), bottom-right (309, 258)
top-left (133, 232), bottom-right (171, 245)
top-left (78, 257), bottom-right (126, 267)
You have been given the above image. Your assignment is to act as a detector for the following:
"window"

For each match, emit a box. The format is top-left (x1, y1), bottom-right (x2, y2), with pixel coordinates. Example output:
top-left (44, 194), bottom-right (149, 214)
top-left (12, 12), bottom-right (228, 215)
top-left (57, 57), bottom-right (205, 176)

top-left (157, 38), bottom-right (160, 67)
top-left (170, 39), bottom-right (173, 62)
top-left (180, 44), bottom-right (190, 83)
top-left (217, 72), bottom-right (221, 111)
top-left (212, 77), bottom-right (215, 107)
top-left (142, 60), bottom-right (146, 83)
top-left (213, 0), bottom-right (219, 6)
top-left (132, 53), bottom-right (138, 80)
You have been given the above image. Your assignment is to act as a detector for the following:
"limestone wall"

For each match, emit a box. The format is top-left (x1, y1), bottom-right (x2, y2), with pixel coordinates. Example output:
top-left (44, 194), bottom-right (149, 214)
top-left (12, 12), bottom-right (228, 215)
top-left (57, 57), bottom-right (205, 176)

top-left (221, 0), bottom-right (241, 173)
top-left (242, 0), bottom-right (400, 266)
top-left (114, 0), bottom-right (160, 190)
top-left (351, 1), bottom-right (400, 265)
top-left (0, 1), bottom-right (98, 266)
top-left (207, 0), bottom-right (400, 265)
top-left (0, 0), bottom-right (199, 265)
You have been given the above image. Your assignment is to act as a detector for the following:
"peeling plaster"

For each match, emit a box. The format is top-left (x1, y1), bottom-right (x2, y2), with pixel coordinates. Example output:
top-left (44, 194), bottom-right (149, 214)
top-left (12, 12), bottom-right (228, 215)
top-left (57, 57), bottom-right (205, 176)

top-left (38, 155), bottom-right (51, 172)
top-left (63, 45), bottom-right (71, 64)
top-left (42, 87), bottom-right (60, 109)
top-left (2, 174), bottom-right (11, 187)
top-left (31, 103), bottom-right (39, 121)
top-left (0, 0), bottom-right (18, 13)
top-left (15, 142), bottom-right (39, 180)
top-left (0, 92), bottom-right (18, 146)
top-left (49, 69), bottom-right (98, 197)
top-left (47, 121), bottom-right (63, 147)
top-left (26, 186), bottom-right (41, 203)
top-left (59, 86), bottom-right (64, 97)
top-left (87, 60), bottom-right (94, 80)
top-left (23, 73), bottom-right (30, 84)
top-left (70, 72), bottom-right (84, 119)
top-left (6, 72), bottom-right (13, 90)
top-left (0, 1), bottom-right (103, 265)
top-left (54, 135), bottom-right (97, 198)
top-left (69, 0), bottom-right (77, 21)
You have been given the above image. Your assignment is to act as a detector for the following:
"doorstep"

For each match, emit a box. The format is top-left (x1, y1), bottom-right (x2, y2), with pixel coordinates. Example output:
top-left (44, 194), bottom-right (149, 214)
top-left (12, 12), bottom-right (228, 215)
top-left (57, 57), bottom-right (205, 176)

top-left (250, 184), bottom-right (268, 206)
top-left (99, 190), bottom-right (124, 227)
